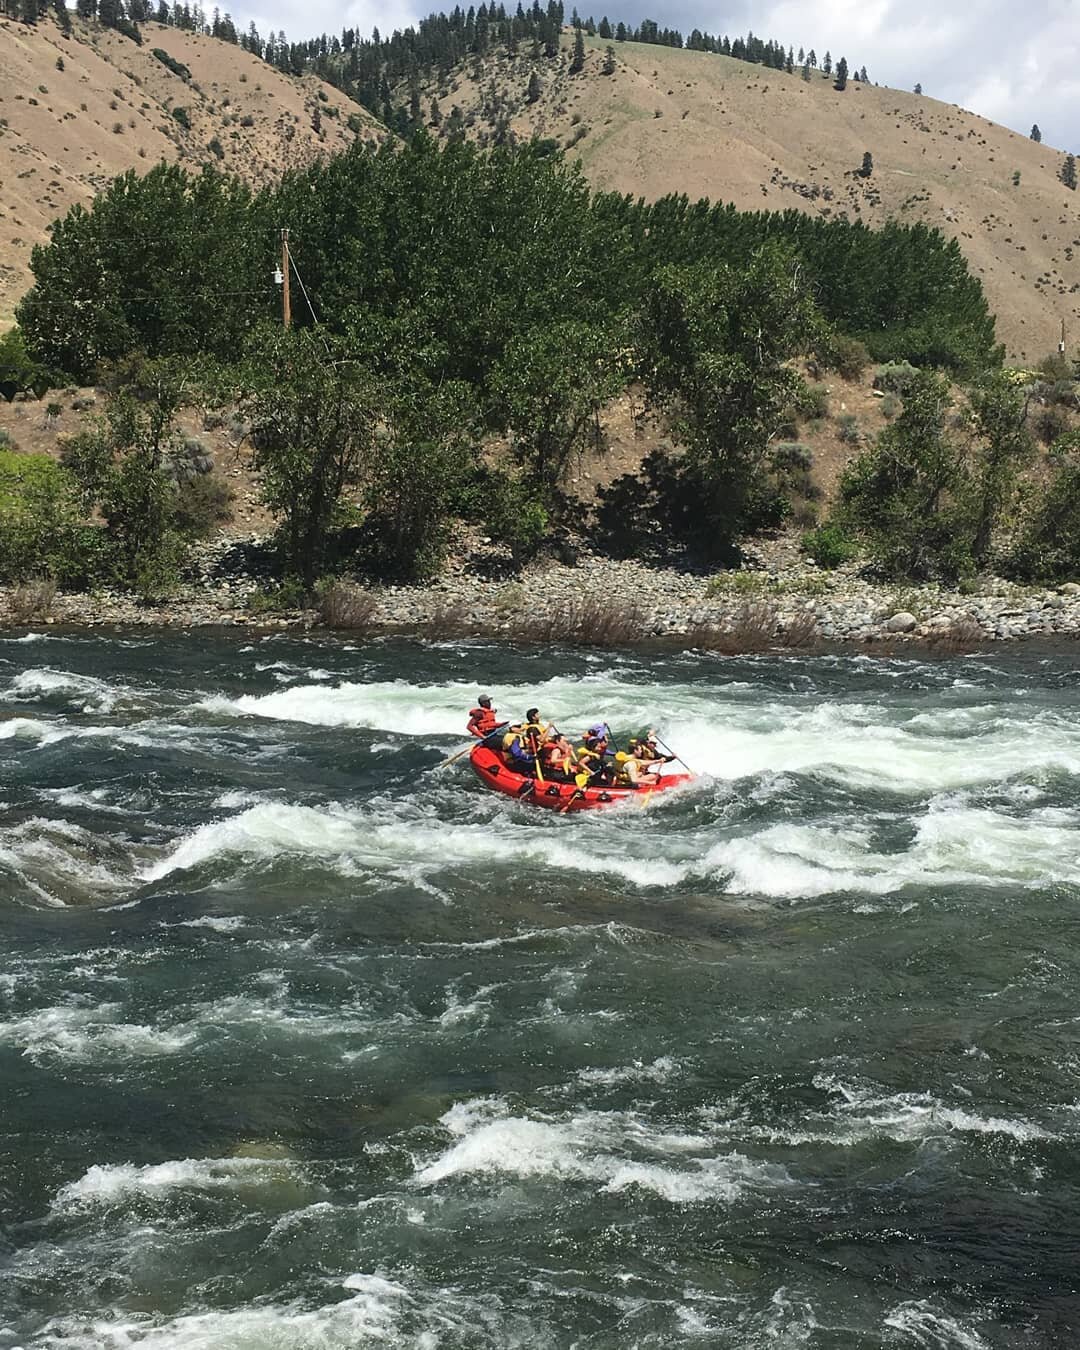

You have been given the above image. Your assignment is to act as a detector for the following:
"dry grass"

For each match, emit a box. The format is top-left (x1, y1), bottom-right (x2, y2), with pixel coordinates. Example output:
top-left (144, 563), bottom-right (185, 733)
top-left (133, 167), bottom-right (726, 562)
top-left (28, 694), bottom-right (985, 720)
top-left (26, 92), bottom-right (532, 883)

top-left (684, 601), bottom-right (819, 653)
top-left (8, 576), bottom-right (57, 624)
top-left (518, 593), bottom-right (648, 646)
top-left (923, 617), bottom-right (988, 654)
top-left (318, 581), bottom-right (377, 632)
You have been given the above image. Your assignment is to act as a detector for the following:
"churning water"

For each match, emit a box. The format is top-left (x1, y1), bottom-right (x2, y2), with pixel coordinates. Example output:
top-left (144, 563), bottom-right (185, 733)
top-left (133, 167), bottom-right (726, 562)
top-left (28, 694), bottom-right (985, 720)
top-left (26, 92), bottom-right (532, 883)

top-left (2, 631), bottom-right (1080, 1347)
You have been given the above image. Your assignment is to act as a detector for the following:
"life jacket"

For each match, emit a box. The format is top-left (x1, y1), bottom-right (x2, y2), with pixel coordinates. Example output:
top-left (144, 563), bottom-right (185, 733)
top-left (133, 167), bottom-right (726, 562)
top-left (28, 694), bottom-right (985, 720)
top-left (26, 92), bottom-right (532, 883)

top-left (467, 706), bottom-right (498, 737)
top-left (521, 721), bottom-right (544, 755)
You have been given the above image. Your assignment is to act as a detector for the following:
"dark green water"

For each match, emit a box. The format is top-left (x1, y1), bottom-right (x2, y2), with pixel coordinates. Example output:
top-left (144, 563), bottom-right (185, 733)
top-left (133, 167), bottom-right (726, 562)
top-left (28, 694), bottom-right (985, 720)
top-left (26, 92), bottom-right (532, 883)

top-left (3, 631), bottom-right (1080, 1348)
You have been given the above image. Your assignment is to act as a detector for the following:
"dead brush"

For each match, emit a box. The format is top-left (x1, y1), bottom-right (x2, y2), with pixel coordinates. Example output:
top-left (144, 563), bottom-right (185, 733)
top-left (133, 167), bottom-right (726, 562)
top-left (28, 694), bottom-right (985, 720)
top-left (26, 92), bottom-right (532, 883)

top-left (8, 577), bottom-right (57, 625)
top-left (423, 599), bottom-right (476, 639)
top-left (685, 601), bottom-right (779, 653)
top-left (519, 594), bottom-right (647, 646)
top-left (924, 617), bottom-right (987, 655)
top-left (318, 581), bottom-right (378, 632)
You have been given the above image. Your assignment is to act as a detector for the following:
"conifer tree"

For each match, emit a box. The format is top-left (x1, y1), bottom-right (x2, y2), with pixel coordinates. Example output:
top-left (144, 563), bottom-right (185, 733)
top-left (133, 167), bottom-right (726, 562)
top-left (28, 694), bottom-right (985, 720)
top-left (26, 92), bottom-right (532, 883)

top-left (801, 59), bottom-right (810, 81)
top-left (914, 82), bottom-right (922, 94)
top-left (833, 56), bottom-right (847, 90)
top-left (598, 15), bottom-right (610, 38)
top-left (1063, 153), bottom-right (1078, 191)
top-left (1030, 124), bottom-right (1041, 142)
top-left (823, 50), bottom-right (832, 75)
top-left (807, 48), bottom-right (816, 67)
top-left (570, 25), bottom-right (585, 73)
top-left (860, 151), bottom-right (873, 178)
top-left (601, 44), bottom-right (615, 75)
top-left (526, 69), bottom-right (541, 102)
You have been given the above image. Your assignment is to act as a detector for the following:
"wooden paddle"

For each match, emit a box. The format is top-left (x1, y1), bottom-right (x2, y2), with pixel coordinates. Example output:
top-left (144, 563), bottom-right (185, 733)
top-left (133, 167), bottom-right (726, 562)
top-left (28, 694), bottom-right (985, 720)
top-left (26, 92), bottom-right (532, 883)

top-left (437, 722), bottom-right (509, 769)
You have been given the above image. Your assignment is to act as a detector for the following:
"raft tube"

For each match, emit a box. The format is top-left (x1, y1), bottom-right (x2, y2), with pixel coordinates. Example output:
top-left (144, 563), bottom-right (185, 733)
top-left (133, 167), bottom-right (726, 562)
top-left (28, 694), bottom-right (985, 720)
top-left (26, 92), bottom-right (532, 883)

top-left (469, 743), bottom-right (693, 812)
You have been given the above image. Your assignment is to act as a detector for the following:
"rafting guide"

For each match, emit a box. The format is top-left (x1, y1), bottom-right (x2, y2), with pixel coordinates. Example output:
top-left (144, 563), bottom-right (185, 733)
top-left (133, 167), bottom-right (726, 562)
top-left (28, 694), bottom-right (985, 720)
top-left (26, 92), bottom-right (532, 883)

top-left (453, 692), bottom-right (692, 812)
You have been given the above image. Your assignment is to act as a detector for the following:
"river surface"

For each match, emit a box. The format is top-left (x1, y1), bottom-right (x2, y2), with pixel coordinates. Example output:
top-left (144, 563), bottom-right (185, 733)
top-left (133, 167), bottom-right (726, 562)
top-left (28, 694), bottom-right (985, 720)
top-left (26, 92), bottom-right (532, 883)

top-left (2, 631), bottom-right (1080, 1348)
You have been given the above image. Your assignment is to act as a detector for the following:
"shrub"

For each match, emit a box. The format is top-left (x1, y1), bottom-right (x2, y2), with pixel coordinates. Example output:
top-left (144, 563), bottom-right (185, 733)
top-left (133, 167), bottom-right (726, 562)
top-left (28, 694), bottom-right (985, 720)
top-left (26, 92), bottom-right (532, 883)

top-left (880, 392), bottom-right (900, 419)
top-left (208, 137), bottom-right (224, 160)
top-left (873, 361), bottom-right (919, 395)
top-left (152, 48), bottom-right (191, 80)
top-left (248, 578), bottom-right (308, 613)
top-left (172, 474), bottom-right (233, 537)
top-left (317, 579), bottom-right (377, 631)
top-left (799, 383), bottom-right (830, 419)
top-left (801, 523), bottom-right (859, 568)
top-left (0, 450), bottom-right (85, 583)
top-left (0, 326), bottom-right (57, 401)
top-left (239, 114), bottom-right (255, 128)
top-left (837, 413), bottom-right (861, 444)
top-left (172, 106), bottom-right (191, 130)
top-left (8, 577), bottom-right (57, 623)
top-left (1037, 352), bottom-right (1072, 383)
top-left (826, 334), bottom-right (870, 381)
top-left (1034, 405), bottom-right (1070, 446)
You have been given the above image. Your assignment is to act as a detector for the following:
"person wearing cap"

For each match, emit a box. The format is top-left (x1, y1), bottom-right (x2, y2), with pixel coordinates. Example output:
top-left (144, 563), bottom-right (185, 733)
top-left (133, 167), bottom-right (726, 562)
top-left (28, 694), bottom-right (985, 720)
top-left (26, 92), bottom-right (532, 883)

top-left (466, 693), bottom-right (499, 738)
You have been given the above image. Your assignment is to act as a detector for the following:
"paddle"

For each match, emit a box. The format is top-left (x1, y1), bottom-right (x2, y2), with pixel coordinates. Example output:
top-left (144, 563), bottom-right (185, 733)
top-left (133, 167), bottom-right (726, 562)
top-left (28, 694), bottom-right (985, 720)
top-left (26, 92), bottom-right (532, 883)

top-left (437, 721), bottom-right (509, 769)
top-left (651, 733), bottom-right (694, 776)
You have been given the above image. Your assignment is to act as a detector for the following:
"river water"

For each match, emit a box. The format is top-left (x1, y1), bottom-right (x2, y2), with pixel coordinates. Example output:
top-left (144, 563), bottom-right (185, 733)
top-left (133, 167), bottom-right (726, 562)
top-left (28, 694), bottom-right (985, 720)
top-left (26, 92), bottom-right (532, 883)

top-left (2, 631), bottom-right (1080, 1348)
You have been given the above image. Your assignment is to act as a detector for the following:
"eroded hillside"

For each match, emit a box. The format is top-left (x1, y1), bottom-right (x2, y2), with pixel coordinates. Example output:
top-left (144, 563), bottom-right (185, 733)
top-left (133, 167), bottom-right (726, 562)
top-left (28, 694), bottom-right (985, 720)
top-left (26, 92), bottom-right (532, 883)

top-left (421, 35), bottom-right (1080, 360)
top-left (0, 14), bottom-right (385, 323)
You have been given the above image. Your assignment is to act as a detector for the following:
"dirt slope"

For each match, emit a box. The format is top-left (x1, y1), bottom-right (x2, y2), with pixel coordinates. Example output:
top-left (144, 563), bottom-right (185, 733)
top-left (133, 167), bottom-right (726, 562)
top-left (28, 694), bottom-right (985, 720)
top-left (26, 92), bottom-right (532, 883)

top-left (428, 36), bottom-right (1080, 361)
top-left (0, 14), bottom-right (386, 326)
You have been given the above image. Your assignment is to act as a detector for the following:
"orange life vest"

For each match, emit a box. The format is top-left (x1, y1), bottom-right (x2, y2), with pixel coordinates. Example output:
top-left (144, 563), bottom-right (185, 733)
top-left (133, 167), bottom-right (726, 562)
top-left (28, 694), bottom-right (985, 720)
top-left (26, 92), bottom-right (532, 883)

top-left (467, 706), bottom-right (498, 737)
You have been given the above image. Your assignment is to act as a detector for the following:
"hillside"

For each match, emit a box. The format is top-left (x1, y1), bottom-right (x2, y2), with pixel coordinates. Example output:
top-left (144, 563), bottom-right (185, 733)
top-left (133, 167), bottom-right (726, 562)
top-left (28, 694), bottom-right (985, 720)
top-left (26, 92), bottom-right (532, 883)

top-left (419, 35), bottom-right (1080, 362)
top-left (0, 14), bottom-right (385, 326)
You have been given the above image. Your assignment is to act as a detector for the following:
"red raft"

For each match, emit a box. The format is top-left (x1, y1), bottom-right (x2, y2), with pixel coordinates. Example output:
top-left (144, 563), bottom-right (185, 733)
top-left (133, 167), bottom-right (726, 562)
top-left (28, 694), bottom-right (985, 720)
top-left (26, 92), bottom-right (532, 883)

top-left (469, 743), bottom-right (693, 813)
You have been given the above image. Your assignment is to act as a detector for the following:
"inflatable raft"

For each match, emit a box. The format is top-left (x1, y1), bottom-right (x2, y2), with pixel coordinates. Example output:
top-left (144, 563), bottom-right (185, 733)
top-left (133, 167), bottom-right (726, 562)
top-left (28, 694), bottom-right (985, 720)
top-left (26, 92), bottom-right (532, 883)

top-left (469, 743), bottom-right (693, 813)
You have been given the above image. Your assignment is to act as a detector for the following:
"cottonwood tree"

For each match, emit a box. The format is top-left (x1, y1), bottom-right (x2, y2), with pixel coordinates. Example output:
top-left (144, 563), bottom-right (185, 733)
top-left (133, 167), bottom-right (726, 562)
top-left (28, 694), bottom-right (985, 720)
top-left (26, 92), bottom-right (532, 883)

top-left (632, 248), bottom-right (823, 560)
top-left (235, 327), bottom-right (379, 587)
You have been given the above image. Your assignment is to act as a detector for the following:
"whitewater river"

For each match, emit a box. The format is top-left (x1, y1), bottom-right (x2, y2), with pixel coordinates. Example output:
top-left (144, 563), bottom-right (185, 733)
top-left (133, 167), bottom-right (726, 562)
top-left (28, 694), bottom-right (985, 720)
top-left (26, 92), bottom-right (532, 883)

top-left (2, 631), bottom-right (1080, 1347)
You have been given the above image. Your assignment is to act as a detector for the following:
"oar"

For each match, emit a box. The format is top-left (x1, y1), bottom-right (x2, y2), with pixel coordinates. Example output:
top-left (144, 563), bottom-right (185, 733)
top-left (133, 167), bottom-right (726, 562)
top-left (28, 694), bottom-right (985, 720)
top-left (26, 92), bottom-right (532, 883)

top-left (437, 722), bottom-right (509, 769)
top-left (652, 733), bottom-right (694, 776)
top-left (559, 787), bottom-right (585, 814)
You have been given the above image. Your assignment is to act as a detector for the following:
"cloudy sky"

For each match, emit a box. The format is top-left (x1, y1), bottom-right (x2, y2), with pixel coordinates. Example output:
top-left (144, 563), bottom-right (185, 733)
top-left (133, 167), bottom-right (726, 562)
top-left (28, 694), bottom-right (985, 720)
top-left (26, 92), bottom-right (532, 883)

top-left (239, 0), bottom-right (1078, 152)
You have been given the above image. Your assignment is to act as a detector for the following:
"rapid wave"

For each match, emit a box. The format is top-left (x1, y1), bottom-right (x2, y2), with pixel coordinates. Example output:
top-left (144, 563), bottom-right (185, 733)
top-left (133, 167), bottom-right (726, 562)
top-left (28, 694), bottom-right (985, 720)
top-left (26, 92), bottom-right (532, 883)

top-left (52, 1154), bottom-right (303, 1210)
top-left (6, 667), bottom-right (131, 714)
top-left (139, 796), bottom-right (1080, 899)
top-left (0, 1003), bottom-right (199, 1063)
top-left (413, 1097), bottom-right (795, 1203)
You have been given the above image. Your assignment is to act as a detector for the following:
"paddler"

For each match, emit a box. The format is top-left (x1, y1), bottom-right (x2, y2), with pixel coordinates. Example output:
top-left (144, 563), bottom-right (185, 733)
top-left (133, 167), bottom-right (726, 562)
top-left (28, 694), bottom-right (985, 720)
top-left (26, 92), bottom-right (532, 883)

top-left (576, 723), bottom-right (615, 786)
top-left (466, 693), bottom-right (498, 738)
top-left (521, 707), bottom-right (545, 758)
top-left (539, 731), bottom-right (581, 781)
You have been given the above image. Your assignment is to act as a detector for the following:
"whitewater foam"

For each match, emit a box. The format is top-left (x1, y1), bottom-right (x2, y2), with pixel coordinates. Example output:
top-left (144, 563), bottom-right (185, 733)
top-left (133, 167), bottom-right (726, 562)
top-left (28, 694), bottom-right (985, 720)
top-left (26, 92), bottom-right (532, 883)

top-left (414, 1097), bottom-right (794, 1203)
top-left (0, 1003), bottom-right (198, 1064)
top-left (52, 1154), bottom-right (302, 1210)
top-left (7, 667), bottom-right (128, 714)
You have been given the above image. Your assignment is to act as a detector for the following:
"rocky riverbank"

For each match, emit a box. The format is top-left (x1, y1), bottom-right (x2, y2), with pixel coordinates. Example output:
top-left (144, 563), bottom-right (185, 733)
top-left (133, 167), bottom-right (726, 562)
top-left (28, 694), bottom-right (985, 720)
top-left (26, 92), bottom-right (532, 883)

top-left (2, 532), bottom-right (1079, 646)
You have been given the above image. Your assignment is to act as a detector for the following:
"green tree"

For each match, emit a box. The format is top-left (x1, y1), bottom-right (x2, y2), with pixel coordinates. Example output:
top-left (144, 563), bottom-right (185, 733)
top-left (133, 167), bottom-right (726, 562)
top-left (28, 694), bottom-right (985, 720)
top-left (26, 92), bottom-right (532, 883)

top-left (834, 56), bottom-right (848, 91)
top-left (823, 51), bottom-right (832, 75)
top-left (234, 326), bottom-right (378, 588)
top-left (490, 318), bottom-right (624, 497)
top-left (0, 451), bottom-right (83, 583)
top-left (631, 249), bottom-right (824, 561)
top-left (526, 70), bottom-right (541, 102)
top-left (838, 371), bottom-right (970, 579)
top-left (1009, 432), bottom-right (1080, 580)
top-left (602, 44), bottom-right (616, 75)
top-left (966, 371), bottom-right (1034, 567)
top-left (61, 367), bottom-right (198, 593)
top-left (859, 150), bottom-right (873, 178)
top-left (570, 25), bottom-right (585, 73)
top-left (1030, 123), bottom-right (1042, 142)
top-left (362, 377), bottom-right (479, 579)
top-left (1062, 153), bottom-right (1077, 191)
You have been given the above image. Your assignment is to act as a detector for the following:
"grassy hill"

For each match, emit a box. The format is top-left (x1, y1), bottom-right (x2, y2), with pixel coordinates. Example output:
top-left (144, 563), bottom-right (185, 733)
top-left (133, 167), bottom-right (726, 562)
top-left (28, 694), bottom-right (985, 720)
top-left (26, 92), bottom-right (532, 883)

top-left (418, 35), bottom-right (1080, 362)
top-left (0, 14), bottom-right (386, 327)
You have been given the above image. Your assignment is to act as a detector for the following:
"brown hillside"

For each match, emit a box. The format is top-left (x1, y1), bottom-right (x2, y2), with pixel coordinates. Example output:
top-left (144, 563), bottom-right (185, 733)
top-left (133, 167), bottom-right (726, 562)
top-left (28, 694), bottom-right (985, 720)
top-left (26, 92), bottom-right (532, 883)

top-left (425, 36), bottom-right (1080, 362)
top-left (0, 14), bottom-right (386, 326)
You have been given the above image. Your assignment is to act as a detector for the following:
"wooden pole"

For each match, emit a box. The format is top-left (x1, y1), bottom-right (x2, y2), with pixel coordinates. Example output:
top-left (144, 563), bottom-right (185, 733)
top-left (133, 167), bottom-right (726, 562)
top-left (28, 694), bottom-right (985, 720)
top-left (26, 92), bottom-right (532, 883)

top-left (281, 228), bottom-right (291, 329)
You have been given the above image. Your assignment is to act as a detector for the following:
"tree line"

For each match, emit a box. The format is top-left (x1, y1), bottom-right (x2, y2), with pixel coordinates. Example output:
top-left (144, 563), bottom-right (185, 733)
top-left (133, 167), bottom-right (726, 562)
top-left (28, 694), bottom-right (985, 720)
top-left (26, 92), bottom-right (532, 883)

top-left (0, 133), bottom-right (1035, 598)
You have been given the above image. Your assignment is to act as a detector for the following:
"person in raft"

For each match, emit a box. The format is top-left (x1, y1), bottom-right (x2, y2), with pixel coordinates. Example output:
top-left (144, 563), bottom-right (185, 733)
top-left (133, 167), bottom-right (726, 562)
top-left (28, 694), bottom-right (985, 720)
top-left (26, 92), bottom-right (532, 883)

top-left (577, 724), bottom-right (616, 786)
top-left (521, 708), bottom-right (545, 758)
top-left (539, 730), bottom-right (583, 782)
top-left (466, 693), bottom-right (499, 738)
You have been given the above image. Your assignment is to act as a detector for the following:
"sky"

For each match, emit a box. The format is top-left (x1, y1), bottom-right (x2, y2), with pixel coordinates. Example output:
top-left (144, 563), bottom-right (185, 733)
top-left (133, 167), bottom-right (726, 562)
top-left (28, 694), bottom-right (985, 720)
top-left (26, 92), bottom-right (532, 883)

top-left (239, 0), bottom-right (1079, 153)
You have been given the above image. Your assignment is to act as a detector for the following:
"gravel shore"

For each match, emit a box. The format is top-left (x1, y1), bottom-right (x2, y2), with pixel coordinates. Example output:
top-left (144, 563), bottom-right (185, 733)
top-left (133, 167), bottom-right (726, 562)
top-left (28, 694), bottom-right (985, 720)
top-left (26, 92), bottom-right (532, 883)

top-left (3, 533), bottom-right (1079, 646)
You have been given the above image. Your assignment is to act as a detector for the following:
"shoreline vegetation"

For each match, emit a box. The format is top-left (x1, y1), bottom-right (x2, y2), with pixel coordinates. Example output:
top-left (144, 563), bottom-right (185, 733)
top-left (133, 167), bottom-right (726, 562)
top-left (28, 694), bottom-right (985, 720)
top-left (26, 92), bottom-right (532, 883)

top-left (3, 535), bottom-right (1078, 650)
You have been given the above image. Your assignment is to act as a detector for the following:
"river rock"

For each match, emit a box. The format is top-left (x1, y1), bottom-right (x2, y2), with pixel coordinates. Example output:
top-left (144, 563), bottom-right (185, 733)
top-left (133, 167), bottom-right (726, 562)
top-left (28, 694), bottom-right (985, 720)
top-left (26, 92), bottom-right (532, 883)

top-left (885, 611), bottom-right (918, 633)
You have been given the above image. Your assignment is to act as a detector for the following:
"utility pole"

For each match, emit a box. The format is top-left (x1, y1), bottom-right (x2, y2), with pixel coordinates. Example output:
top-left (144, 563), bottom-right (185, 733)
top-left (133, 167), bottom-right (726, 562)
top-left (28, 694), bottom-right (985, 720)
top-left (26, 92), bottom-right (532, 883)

top-left (281, 228), bottom-right (291, 329)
